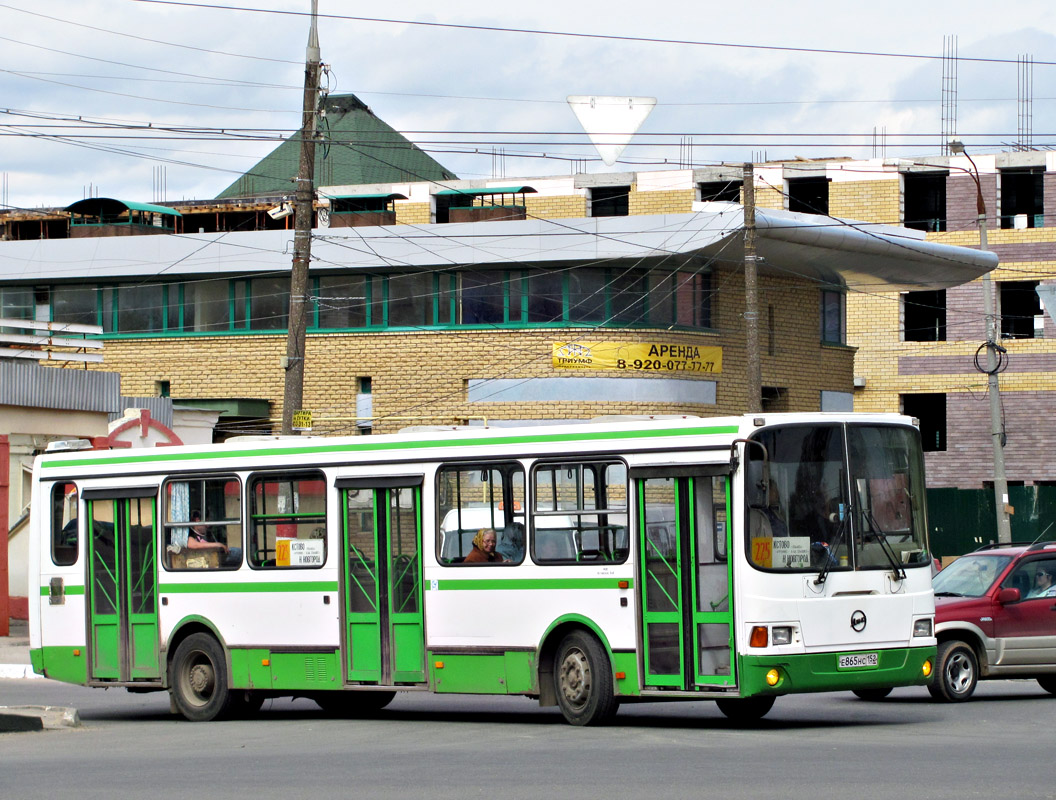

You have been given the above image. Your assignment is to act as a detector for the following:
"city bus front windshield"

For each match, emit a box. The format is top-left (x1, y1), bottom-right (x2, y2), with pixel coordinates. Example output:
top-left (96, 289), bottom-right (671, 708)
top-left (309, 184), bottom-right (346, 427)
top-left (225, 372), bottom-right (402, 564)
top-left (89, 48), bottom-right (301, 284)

top-left (746, 424), bottom-right (929, 573)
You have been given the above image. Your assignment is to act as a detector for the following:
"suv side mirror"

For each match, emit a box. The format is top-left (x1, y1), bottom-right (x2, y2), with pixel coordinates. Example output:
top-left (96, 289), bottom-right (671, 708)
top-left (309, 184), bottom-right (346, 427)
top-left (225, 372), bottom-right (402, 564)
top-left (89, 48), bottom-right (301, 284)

top-left (997, 587), bottom-right (1021, 604)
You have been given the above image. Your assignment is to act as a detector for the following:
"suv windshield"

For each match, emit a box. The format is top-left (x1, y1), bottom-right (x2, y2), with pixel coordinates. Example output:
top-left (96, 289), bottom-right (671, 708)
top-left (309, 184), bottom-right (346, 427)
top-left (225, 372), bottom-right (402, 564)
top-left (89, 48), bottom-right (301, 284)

top-left (745, 423), bottom-right (930, 573)
top-left (932, 554), bottom-right (1014, 597)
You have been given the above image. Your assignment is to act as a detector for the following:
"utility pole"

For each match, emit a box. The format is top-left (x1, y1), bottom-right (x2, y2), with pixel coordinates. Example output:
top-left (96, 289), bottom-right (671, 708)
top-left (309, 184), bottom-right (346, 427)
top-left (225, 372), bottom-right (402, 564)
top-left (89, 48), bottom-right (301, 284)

top-left (282, 0), bottom-right (322, 435)
top-left (743, 163), bottom-right (761, 413)
top-left (949, 140), bottom-right (1012, 543)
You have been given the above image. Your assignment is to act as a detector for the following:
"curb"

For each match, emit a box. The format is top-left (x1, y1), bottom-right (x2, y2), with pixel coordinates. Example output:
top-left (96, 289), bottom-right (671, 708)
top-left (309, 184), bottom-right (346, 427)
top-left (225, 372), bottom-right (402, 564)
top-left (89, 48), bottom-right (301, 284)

top-left (0, 664), bottom-right (44, 680)
top-left (0, 705), bottom-right (80, 732)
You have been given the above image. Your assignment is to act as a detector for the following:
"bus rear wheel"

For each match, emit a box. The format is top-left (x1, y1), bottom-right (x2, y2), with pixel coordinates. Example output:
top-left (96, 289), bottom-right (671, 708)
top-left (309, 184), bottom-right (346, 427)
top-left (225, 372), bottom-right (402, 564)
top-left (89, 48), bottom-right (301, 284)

top-left (170, 633), bottom-right (230, 722)
top-left (716, 695), bottom-right (775, 723)
top-left (553, 631), bottom-right (618, 726)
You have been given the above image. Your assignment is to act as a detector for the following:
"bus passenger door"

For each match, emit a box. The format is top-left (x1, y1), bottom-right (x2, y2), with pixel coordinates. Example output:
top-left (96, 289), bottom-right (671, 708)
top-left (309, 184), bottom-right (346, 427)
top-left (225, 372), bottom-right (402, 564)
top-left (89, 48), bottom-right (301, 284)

top-left (339, 478), bottom-right (426, 686)
top-left (84, 489), bottom-right (161, 682)
top-left (636, 473), bottom-right (734, 690)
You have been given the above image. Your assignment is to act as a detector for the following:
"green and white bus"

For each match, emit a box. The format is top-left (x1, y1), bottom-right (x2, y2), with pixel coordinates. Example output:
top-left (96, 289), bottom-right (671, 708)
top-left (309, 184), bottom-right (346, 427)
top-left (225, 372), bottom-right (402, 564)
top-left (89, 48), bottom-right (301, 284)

top-left (28, 413), bottom-right (936, 725)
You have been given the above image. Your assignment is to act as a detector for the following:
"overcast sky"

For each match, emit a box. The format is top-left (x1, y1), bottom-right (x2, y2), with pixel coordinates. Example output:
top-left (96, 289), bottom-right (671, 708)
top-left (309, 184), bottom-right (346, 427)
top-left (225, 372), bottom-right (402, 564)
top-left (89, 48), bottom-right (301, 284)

top-left (1, 0), bottom-right (1053, 209)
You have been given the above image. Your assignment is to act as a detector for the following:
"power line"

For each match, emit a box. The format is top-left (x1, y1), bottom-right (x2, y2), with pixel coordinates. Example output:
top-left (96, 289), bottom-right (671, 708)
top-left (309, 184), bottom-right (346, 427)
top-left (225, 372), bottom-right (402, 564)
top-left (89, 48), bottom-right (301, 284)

top-left (132, 0), bottom-right (1056, 67)
top-left (0, 2), bottom-right (300, 64)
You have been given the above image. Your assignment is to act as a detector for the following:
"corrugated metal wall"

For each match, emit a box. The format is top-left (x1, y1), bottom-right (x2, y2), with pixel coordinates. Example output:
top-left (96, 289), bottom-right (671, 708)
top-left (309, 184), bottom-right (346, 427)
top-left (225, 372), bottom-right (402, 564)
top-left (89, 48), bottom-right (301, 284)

top-left (110, 396), bottom-right (173, 428)
top-left (928, 484), bottom-right (1056, 557)
top-left (0, 362), bottom-right (119, 412)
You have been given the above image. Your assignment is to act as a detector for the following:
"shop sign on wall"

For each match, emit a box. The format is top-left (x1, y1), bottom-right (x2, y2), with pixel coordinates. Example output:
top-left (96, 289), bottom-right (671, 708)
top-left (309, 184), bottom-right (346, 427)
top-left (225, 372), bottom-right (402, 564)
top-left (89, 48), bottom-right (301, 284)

top-left (552, 342), bottom-right (722, 374)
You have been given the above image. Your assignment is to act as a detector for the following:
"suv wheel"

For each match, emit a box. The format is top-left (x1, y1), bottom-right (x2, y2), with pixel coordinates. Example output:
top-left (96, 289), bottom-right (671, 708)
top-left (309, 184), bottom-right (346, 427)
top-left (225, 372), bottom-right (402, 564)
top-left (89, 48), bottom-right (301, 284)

top-left (928, 640), bottom-right (978, 702)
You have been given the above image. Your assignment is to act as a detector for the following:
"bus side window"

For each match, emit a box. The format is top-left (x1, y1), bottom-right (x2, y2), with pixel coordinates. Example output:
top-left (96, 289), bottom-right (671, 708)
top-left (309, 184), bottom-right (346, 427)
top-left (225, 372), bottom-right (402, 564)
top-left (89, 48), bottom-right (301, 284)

top-left (248, 472), bottom-right (326, 569)
top-left (51, 482), bottom-right (79, 566)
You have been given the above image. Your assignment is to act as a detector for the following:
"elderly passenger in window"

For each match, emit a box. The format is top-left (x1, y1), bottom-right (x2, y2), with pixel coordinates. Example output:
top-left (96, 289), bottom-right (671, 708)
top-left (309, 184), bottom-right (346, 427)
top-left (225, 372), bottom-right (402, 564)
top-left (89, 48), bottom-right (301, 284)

top-left (464, 528), bottom-right (506, 563)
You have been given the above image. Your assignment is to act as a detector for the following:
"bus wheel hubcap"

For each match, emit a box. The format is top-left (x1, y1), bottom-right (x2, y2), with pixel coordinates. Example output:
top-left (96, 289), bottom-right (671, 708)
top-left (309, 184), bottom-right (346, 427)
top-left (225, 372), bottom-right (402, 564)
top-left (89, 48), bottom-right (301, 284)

top-left (189, 662), bottom-right (214, 696)
top-left (560, 648), bottom-right (591, 706)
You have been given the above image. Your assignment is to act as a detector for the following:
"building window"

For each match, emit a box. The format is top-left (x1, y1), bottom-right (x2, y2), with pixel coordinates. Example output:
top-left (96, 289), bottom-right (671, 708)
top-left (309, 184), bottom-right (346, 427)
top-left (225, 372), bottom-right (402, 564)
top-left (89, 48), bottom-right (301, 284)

top-left (698, 180), bottom-right (741, 202)
top-left (903, 290), bottom-right (946, 341)
top-left (820, 289), bottom-right (845, 344)
top-left (387, 272), bottom-right (432, 327)
top-left (903, 172), bottom-right (948, 232)
top-left (761, 386), bottom-right (789, 412)
top-left (460, 270), bottom-right (506, 324)
top-left (1000, 168), bottom-right (1044, 229)
top-left (820, 391), bottom-right (853, 412)
top-left (182, 279), bottom-right (229, 332)
top-left (1000, 281), bottom-right (1043, 339)
top-left (902, 393), bottom-right (946, 452)
top-left (316, 275), bottom-right (369, 329)
top-left (788, 177), bottom-right (830, 216)
top-left (590, 186), bottom-right (630, 217)
top-left (52, 286), bottom-right (98, 327)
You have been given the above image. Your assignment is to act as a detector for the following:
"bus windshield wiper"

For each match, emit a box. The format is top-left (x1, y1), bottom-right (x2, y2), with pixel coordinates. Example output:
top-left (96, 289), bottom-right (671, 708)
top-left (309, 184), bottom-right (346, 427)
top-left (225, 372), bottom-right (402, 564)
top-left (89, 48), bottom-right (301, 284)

top-left (864, 511), bottom-right (907, 581)
top-left (814, 515), bottom-right (848, 586)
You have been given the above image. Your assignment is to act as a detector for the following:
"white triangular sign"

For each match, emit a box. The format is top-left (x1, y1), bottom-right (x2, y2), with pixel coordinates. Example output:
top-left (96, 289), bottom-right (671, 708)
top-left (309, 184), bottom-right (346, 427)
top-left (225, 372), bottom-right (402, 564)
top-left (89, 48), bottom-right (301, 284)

top-left (567, 95), bottom-right (657, 167)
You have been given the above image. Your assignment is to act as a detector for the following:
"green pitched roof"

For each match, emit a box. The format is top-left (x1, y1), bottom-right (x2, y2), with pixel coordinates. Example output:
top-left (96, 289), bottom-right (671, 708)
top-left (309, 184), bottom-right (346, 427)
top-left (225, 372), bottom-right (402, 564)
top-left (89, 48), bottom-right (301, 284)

top-left (215, 94), bottom-right (458, 200)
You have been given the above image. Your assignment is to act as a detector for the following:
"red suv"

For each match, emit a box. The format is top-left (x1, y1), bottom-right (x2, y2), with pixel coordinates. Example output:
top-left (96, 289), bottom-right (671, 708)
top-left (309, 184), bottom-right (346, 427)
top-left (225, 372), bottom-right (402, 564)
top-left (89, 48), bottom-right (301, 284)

top-left (930, 542), bottom-right (1056, 701)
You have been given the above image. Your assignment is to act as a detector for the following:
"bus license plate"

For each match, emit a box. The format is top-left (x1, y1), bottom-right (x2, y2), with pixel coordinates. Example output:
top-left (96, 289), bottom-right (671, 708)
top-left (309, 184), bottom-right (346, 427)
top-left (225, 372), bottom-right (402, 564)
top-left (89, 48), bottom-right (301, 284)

top-left (838, 653), bottom-right (878, 669)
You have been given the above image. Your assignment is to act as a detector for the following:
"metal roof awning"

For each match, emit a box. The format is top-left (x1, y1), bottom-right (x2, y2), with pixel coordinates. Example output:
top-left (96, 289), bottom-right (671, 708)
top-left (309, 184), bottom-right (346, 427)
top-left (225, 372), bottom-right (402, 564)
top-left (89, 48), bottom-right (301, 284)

top-left (1, 205), bottom-right (997, 292)
top-left (325, 193), bottom-right (408, 201)
top-left (435, 186), bottom-right (537, 196)
top-left (65, 198), bottom-right (183, 217)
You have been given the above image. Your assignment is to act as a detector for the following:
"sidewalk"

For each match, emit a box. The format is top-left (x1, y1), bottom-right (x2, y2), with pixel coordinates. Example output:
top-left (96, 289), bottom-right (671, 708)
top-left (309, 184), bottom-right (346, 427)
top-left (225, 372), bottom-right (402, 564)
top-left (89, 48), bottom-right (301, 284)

top-left (0, 618), bottom-right (80, 732)
top-left (0, 618), bottom-right (37, 679)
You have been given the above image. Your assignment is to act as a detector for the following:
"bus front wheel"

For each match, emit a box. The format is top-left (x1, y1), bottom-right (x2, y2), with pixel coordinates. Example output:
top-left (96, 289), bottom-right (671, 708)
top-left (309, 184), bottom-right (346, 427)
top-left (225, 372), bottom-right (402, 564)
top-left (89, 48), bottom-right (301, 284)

top-left (553, 631), bottom-right (618, 726)
top-left (170, 633), bottom-right (231, 722)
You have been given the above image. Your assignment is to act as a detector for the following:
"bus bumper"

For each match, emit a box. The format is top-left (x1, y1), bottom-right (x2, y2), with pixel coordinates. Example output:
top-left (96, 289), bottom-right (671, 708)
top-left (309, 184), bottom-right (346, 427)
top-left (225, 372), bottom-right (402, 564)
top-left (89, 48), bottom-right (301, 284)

top-left (738, 645), bottom-right (936, 696)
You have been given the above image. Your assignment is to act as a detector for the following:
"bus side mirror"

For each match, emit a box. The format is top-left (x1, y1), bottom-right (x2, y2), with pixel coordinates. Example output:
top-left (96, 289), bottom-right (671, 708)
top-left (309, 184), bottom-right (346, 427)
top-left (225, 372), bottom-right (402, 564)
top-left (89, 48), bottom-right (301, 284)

top-left (996, 587), bottom-right (1020, 604)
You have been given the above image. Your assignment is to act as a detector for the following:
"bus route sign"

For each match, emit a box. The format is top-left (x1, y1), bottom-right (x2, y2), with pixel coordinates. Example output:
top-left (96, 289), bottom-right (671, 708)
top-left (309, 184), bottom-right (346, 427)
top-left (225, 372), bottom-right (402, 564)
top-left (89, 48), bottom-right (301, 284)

top-left (552, 342), bottom-right (722, 374)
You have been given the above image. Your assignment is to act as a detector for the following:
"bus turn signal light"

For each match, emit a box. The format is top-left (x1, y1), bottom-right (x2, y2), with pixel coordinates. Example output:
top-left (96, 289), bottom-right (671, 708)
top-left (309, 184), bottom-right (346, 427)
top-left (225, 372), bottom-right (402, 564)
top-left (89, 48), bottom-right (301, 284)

top-left (618, 580), bottom-right (629, 589)
top-left (749, 626), bottom-right (768, 648)
top-left (615, 672), bottom-right (626, 680)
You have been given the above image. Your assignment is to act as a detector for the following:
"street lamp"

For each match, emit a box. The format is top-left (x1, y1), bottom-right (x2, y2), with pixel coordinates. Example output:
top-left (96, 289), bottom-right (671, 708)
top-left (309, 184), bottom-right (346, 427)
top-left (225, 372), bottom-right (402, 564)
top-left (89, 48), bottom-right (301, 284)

top-left (947, 139), bottom-right (1013, 544)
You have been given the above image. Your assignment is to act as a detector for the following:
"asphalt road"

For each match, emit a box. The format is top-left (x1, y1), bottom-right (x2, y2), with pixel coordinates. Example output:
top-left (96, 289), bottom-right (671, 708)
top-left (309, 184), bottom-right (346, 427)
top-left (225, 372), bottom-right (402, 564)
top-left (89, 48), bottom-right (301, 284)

top-left (2, 678), bottom-right (1054, 800)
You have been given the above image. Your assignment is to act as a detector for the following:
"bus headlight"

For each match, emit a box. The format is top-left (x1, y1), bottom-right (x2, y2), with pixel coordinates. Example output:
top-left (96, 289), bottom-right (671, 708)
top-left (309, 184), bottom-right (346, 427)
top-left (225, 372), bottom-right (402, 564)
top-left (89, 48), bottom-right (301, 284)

top-left (922, 659), bottom-right (933, 678)
top-left (913, 618), bottom-right (933, 637)
top-left (771, 626), bottom-right (792, 645)
top-left (766, 668), bottom-right (781, 686)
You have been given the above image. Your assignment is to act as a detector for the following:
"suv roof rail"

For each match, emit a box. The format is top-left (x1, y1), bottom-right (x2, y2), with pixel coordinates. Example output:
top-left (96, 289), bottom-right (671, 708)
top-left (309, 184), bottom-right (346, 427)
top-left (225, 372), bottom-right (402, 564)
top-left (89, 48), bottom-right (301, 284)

top-left (1026, 540), bottom-right (1056, 552)
top-left (971, 541), bottom-right (1038, 552)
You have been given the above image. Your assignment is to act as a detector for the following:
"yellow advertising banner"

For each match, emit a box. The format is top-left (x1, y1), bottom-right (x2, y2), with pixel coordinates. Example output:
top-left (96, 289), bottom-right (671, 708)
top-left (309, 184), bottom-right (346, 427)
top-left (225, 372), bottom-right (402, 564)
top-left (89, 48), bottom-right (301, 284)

top-left (552, 342), bottom-right (722, 374)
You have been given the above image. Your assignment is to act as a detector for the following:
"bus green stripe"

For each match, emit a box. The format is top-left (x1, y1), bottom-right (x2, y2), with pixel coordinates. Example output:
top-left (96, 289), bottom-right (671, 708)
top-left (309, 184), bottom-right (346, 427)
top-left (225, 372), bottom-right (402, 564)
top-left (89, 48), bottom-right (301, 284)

top-left (39, 585), bottom-right (85, 596)
top-left (159, 581), bottom-right (338, 594)
top-left (40, 425), bottom-right (739, 469)
top-left (431, 577), bottom-right (632, 591)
